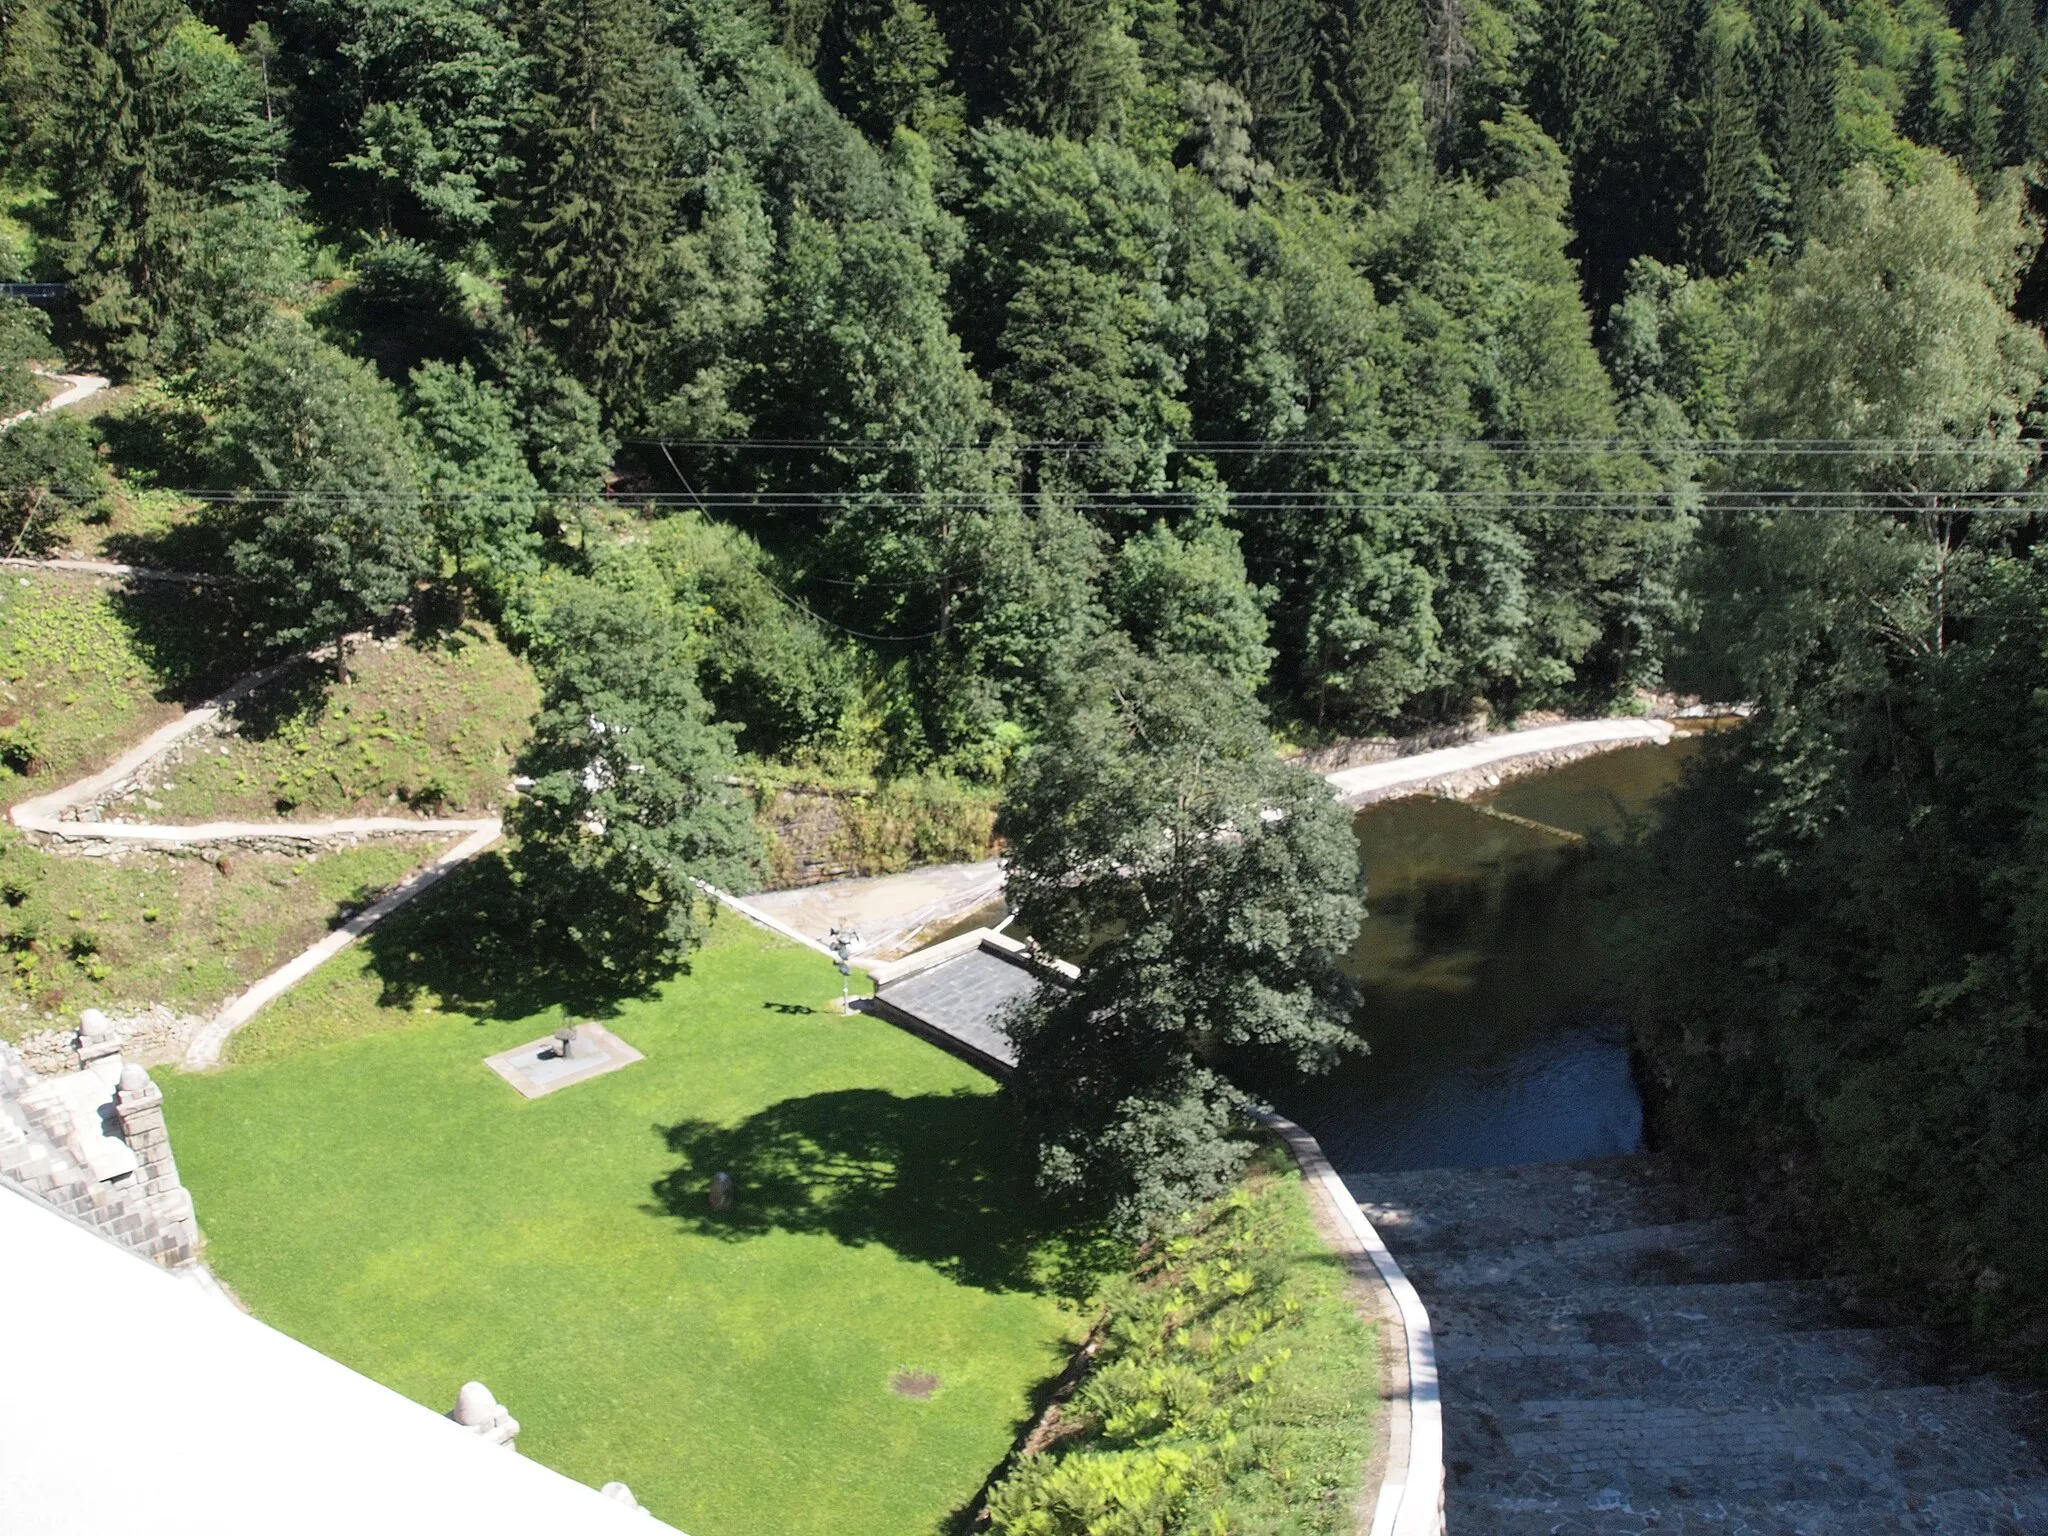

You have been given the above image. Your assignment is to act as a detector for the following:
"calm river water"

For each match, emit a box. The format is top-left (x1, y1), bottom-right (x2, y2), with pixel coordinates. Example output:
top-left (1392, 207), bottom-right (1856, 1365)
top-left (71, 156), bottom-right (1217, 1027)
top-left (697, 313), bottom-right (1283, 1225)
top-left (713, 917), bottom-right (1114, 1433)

top-left (1270, 736), bottom-right (1700, 1177)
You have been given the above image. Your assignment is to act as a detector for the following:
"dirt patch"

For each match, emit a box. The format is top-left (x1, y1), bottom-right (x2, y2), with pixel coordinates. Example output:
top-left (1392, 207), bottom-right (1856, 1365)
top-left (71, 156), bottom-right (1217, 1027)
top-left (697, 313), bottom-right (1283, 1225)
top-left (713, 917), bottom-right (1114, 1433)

top-left (890, 1369), bottom-right (941, 1399)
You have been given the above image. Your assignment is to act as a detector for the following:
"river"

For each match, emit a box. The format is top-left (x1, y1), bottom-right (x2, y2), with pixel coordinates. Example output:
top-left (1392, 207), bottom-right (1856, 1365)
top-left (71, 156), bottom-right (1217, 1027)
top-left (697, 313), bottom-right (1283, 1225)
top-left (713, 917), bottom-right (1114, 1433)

top-left (1271, 735), bottom-right (1700, 1177)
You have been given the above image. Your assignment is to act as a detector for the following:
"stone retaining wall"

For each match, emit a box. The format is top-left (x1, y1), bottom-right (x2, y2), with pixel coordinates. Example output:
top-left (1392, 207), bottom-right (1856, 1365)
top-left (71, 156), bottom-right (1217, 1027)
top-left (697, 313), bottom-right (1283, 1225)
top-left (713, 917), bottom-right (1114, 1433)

top-left (0, 1036), bottom-right (197, 1267)
top-left (1254, 1111), bottom-right (1445, 1536)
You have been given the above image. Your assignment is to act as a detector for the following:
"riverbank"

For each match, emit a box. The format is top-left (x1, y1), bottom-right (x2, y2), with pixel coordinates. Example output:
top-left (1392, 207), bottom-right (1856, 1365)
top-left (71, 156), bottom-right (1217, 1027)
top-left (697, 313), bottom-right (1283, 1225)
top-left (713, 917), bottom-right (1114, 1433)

top-left (755, 716), bottom-right (1681, 956)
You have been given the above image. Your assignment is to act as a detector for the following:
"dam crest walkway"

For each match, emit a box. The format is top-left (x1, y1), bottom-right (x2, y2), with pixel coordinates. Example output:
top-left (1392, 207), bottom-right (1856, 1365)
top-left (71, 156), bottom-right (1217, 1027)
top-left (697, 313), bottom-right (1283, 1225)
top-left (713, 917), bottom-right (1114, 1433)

top-left (1361, 1156), bottom-right (2047, 1535)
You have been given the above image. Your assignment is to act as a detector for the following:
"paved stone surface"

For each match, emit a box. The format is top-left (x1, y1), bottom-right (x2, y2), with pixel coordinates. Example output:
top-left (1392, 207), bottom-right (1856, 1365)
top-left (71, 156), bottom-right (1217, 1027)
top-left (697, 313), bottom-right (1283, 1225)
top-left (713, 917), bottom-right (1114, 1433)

top-left (1359, 1156), bottom-right (2047, 1534)
top-left (746, 859), bottom-right (1005, 959)
top-left (1324, 719), bottom-right (1675, 805)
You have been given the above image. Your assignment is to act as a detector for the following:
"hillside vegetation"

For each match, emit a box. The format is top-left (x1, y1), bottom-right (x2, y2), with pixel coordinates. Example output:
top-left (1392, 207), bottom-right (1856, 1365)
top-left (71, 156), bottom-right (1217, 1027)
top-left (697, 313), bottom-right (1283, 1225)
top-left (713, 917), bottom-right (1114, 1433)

top-left (5, 0), bottom-right (2048, 1368)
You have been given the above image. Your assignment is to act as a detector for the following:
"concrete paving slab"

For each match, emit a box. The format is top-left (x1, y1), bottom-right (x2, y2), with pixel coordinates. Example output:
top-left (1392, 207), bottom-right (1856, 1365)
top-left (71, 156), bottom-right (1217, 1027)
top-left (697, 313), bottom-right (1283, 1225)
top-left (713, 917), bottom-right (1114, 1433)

top-left (484, 1024), bottom-right (643, 1099)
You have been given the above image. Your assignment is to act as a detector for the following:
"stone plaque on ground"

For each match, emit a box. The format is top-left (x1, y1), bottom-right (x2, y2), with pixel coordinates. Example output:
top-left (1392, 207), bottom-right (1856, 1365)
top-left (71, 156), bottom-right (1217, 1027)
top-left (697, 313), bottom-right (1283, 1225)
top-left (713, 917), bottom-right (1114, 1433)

top-left (483, 1023), bottom-right (644, 1099)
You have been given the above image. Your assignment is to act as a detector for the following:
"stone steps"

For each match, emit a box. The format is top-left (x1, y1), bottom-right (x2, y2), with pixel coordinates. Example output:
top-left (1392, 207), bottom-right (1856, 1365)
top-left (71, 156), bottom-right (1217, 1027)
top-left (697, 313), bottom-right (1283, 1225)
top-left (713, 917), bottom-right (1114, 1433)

top-left (1470, 1476), bottom-right (2048, 1535)
top-left (1352, 1154), bottom-right (2047, 1535)
top-left (1405, 1218), bottom-right (1763, 1293)
top-left (1451, 1326), bottom-right (1932, 1404)
top-left (1363, 1158), bottom-right (1696, 1252)
top-left (1429, 1278), bottom-right (1851, 1353)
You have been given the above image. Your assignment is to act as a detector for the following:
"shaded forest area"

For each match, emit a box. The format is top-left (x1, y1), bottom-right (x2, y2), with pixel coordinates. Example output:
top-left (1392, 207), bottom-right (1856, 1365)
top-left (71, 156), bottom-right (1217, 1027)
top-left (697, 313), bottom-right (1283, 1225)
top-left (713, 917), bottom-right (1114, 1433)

top-left (4, 0), bottom-right (2048, 1359)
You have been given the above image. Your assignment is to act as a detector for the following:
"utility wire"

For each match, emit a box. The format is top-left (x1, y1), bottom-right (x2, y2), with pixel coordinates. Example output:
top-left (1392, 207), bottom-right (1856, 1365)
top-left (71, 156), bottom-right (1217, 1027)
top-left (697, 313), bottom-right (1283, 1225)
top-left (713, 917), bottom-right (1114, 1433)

top-left (628, 434), bottom-right (2048, 458)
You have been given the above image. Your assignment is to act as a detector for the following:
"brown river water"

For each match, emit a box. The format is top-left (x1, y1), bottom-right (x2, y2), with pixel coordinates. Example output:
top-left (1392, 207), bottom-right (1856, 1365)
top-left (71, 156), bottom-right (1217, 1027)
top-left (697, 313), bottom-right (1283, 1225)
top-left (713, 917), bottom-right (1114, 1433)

top-left (1270, 735), bottom-right (1701, 1175)
top-left (933, 731), bottom-right (1704, 1176)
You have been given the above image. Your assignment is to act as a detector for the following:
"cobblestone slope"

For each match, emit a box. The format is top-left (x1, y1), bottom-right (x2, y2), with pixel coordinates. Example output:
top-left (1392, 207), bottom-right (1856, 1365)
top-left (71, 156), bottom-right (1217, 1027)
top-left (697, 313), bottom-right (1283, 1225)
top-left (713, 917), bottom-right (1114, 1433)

top-left (1358, 1158), bottom-right (2047, 1534)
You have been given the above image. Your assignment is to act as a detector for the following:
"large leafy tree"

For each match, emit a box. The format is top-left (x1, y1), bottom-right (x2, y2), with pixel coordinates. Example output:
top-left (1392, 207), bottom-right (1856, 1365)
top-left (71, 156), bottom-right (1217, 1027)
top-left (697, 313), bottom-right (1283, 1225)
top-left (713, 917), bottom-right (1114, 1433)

top-left (268, 0), bottom-right (523, 242)
top-left (1616, 156), bottom-right (2048, 1356)
top-left (405, 359), bottom-right (543, 606)
top-left (195, 317), bottom-right (431, 666)
top-left (508, 580), bottom-right (762, 987)
top-left (998, 643), bottom-right (1362, 1227)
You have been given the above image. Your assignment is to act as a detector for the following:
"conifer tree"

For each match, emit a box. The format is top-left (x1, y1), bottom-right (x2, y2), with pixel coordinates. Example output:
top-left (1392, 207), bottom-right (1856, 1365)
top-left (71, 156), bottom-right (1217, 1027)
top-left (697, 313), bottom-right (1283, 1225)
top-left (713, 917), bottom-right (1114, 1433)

top-left (46, 0), bottom-right (185, 370)
top-left (831, 0), bottom-right (964, 144)
top-left (1899, 34), bottom-right (1954, 150)
top-left (1665, 0), bottom-right (1770, 274)
top-left (1527, 0), bottom-right (1604, 161)
top-left (504, 0), bottom-right (675, 424)
top-left (1314, 0), bottom-right (1423, 193)
top-left (1956, 8), bottom-right (2004, 184)
top-left (1188, 0), bottom-right (1322, 174)
top-left (1006, 0), bottom-right (1129, 138)
top-left (1760, 0), bottom-right (1845, 244)
top-left (1996, 18), bottom-right (2048, 168)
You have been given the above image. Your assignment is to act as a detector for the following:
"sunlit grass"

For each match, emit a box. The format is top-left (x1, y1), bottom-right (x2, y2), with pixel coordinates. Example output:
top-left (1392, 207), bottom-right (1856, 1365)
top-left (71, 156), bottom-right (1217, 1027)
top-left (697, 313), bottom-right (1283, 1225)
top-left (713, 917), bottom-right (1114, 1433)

top-left (161, 920), bottom-right (1109, 1536)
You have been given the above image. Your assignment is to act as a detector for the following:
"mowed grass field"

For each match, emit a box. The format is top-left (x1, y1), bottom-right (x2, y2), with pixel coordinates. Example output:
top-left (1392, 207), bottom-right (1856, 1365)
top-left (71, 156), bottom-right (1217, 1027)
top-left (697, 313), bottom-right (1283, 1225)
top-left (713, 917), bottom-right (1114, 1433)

top-left (159, 919), bottom-right (1103, 1536)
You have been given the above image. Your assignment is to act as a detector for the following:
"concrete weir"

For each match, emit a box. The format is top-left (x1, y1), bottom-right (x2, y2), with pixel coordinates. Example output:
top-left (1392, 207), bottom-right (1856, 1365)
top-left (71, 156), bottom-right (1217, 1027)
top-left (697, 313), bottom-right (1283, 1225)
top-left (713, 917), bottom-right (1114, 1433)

top-left (1357, 1156), bottom-right (2048, 1534)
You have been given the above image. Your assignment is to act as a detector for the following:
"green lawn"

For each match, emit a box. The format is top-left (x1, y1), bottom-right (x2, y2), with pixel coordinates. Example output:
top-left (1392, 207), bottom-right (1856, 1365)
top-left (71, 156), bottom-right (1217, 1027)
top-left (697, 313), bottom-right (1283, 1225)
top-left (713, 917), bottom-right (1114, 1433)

top-left (159, 919), bottom-right (1106, 1536)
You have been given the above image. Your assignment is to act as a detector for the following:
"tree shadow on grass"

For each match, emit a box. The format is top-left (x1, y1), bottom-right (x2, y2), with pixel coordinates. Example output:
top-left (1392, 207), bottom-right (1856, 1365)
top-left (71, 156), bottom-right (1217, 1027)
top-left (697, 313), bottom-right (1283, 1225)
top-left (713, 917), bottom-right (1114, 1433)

top-left (649, 1087), bottom-right (1125, 1302)
top-left (356, 848), bottom-right (652, 1024)
top-left (104, 581), bottom-right (260, 703)
top-left (217, 662), bottom-right (332, 744)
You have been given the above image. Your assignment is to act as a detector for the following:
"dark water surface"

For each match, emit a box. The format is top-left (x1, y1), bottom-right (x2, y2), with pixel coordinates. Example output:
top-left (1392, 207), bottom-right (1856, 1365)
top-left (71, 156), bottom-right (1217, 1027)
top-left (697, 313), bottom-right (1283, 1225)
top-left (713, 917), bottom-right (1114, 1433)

top-left (1272, 736), bottom-right (1700, 1178)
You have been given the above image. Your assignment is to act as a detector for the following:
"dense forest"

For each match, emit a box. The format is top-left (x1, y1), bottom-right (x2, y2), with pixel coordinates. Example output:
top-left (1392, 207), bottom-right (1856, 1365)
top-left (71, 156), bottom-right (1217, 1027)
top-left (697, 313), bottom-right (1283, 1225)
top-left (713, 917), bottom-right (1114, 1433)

top-left (3, 0), bottom-right (2047, 1355)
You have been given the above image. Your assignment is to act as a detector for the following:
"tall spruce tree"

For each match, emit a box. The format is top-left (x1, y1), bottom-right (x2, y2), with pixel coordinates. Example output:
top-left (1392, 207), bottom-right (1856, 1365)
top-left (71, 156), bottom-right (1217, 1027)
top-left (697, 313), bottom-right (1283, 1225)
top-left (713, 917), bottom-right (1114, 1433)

top-left (1956, 7), bottom-right (2004, 184)
top-left (45, 0), bottom-right (185, 370)
top-left (1005, 0), bottom-right (1130, 138)
top-left (1187, 0), bottom-right (1322, 175)
top-left (1996, 14), bottom-right (2048, 168)
top-left (1899, 34), bottom-right (1954, 149)
top-left (1759, 0), bottom-right (1845, 245)
top-left (1314, 0), bottom-right (1423, 193)
top-left (1665, 0), bottom-right (1770, 274)
top-left (1527, 0), bottom-right (1604, 161)
top-left (504, 0), bottom-right (674, 424)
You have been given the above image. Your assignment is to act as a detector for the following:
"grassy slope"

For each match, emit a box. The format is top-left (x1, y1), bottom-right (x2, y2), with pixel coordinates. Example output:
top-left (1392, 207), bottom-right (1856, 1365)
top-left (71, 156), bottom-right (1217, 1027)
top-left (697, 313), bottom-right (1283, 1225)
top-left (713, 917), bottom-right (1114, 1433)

top-left (0, 571), bottom-right (536, 1033)
top-left (160, 919), bottom-right (1102, 1536)
top-left (109, 624), bottom-right (538, 821)
top-left (0, 570), bottom-right (191, 806)
top-left (0, 830), bottom-right (439, 1038)
top-left (987, 1152), bottom-right (1378, 1535)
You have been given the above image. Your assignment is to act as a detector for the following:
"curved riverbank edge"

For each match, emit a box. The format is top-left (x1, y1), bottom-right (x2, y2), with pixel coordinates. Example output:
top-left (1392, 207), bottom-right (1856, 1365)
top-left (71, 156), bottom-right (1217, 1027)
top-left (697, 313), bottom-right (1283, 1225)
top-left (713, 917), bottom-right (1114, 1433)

top-left (1251, 1109), bottom-right (1445, 1536)
top-left (1323, 717), bottom-right (1676, 806)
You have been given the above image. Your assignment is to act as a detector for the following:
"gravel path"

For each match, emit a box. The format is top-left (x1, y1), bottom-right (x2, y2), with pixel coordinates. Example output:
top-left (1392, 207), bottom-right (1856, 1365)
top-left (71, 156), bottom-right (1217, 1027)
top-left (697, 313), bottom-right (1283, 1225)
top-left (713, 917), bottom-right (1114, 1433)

top-left (5, 640), bottom-right (503, 1068)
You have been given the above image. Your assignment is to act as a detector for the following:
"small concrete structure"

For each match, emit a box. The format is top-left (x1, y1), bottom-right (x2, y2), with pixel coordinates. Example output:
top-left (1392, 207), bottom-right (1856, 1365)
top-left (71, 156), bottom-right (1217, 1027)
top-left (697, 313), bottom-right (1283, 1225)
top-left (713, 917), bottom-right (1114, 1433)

top-left (484, 1022), bottom-right (643, 1099)
top-left (450, 1380), bottom-right (521, 1449)
top-left (863, 930), bottom-right (1077, 1078)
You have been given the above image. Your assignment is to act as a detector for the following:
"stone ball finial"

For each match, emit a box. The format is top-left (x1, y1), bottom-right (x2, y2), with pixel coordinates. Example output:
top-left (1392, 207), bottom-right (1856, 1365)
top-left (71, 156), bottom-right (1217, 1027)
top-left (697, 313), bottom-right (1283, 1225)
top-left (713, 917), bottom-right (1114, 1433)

top-left (117, 1062), bottom-right (153, 1097)
top-left (452, 1381), bottom-right (498, 1427)
top-left (79, 1008), bottom-right (113, 1041)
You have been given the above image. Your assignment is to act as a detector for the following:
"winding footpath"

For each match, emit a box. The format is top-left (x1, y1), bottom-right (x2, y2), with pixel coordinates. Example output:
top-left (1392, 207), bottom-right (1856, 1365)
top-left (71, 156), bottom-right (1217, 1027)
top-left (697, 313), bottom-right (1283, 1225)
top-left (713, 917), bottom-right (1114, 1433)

top-left (0, 369), bottom-right (107, 430)
top-left (6, 638), bottom-right (502, 1069)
